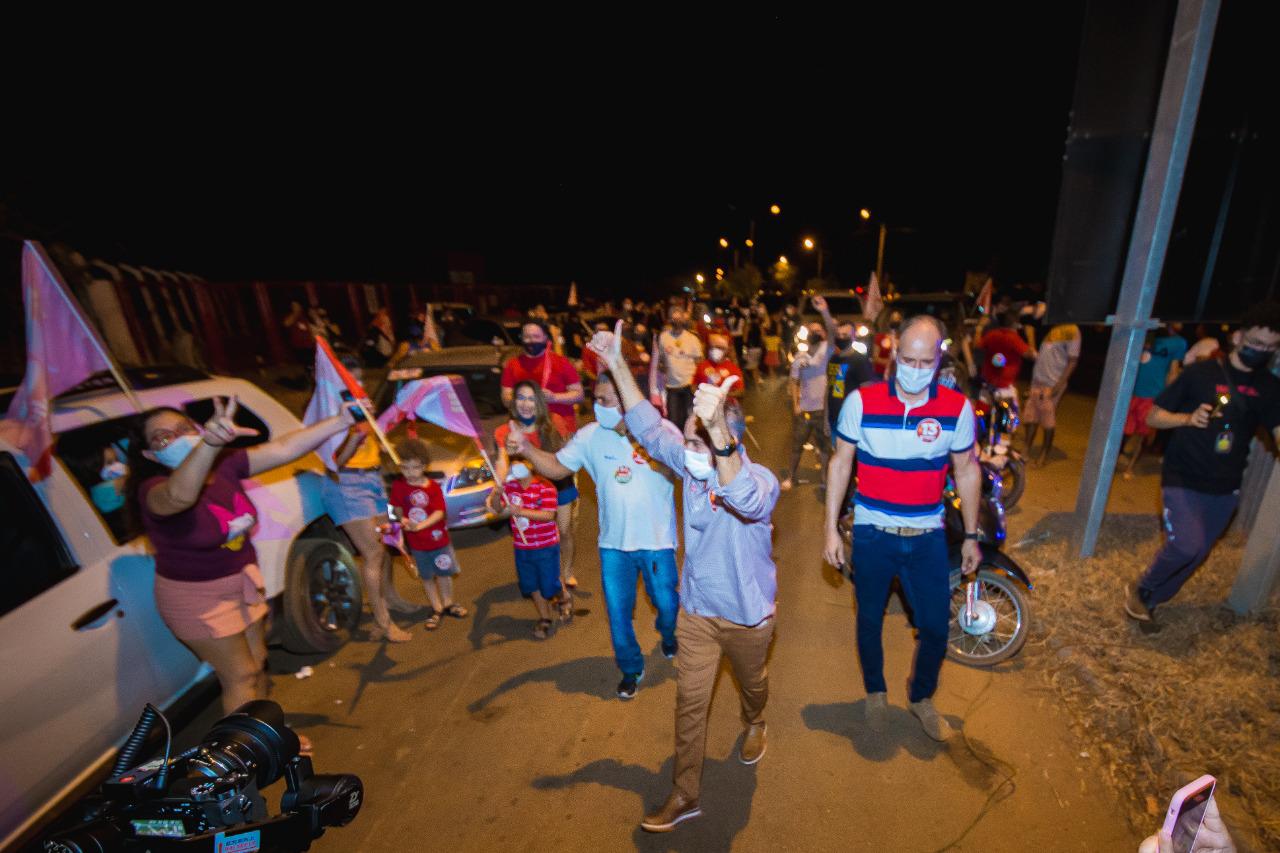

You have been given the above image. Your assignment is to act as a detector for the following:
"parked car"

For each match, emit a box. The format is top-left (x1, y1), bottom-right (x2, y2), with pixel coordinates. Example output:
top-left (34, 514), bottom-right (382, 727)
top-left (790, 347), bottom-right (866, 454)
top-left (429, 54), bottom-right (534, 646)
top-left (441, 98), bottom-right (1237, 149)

top-left (0, 366), bottom-right (362, 850)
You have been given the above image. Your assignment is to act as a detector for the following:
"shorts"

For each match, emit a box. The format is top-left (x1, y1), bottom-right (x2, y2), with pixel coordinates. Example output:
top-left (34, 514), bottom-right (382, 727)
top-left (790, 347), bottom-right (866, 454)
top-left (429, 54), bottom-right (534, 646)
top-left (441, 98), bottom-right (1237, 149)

top-left (1125, 396), bottom-right (1155, 437)
top-left (154, 564), bottom-right (269, 641)
top-left (411, 544), bottom-right (461, 579)
top-left (1022, 385), bottom-right (1061, 429)
top-left (321, 468), bottom-right (387, 527)
top-left (554, 473), bottom-right (579, 505)
top-left (514, 545), bottom-right (562, 600)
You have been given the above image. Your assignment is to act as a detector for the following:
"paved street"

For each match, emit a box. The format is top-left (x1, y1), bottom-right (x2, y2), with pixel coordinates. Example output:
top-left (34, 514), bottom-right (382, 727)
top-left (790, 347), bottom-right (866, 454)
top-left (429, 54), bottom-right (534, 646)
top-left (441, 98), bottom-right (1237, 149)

top-left (248, 377), bottom-right (1138, 852)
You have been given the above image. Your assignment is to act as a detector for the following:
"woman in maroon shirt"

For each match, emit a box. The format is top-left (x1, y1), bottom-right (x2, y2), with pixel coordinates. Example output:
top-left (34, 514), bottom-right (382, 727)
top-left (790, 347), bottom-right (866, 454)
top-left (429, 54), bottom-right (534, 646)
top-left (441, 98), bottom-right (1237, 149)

top-left (128, 396), bottom-right (356, 718)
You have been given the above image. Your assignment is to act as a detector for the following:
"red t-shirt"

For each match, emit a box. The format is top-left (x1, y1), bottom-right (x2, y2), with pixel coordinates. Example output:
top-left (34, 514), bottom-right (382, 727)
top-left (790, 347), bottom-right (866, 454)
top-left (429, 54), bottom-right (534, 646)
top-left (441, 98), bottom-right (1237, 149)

top-left (872, 333), bottom-right (894, 376)
top-left (502, 477), bottom-right (560, 550)
top-left (501, 352), bottom-right (581, 421)
top-left (389, 477), bottom-right (449, 551)
top-left (979, 328), bottom-right (1031, 388)
top-left (140, 449), bottom-right (258, 582)
top-left (693, 359), bottom-right (744, 393)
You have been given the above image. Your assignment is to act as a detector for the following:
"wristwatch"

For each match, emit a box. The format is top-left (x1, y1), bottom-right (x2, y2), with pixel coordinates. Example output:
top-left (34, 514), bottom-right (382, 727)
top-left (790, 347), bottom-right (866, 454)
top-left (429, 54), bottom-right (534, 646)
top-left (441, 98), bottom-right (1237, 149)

top-left (963, 532), bottom-right (981, 541)
top-left (712, 439), bottom-right (739, 457)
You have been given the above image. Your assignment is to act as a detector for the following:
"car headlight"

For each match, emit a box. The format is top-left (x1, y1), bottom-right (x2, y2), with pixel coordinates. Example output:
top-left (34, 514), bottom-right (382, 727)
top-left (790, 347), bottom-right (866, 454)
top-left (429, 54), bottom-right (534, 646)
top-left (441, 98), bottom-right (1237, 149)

top-left (452, 460), bottom-right (493, 489)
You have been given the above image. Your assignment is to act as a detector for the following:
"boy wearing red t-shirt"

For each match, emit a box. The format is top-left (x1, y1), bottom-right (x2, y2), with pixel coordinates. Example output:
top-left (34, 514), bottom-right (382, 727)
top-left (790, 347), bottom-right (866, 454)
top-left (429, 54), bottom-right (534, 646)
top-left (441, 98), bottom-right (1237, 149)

top-left (390, 440), bottom-right (468, 631)
top-left (979, 313), bottom-right (1035, 407)
top-left (692, 334), bottom-right (745, 398)
top-left (489, 460), bottom-right (562, 639)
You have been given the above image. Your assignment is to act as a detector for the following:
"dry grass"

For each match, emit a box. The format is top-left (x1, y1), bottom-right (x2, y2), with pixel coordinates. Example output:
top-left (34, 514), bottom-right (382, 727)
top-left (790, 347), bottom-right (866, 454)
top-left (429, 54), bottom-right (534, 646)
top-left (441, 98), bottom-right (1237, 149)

top-left (1014, 513), bottom-right (1280, 851)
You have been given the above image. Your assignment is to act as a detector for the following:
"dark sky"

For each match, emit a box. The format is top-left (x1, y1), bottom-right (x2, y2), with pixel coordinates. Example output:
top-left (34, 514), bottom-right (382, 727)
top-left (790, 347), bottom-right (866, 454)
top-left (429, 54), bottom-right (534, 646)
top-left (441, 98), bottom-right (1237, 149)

top-left (3, 8), bottom-right (1085, 299)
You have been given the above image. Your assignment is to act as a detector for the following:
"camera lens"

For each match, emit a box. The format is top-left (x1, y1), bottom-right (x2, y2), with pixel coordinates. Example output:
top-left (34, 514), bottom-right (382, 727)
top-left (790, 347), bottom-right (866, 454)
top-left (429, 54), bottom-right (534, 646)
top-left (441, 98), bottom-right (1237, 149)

top-left (197, 700), bottom-right (300, 789)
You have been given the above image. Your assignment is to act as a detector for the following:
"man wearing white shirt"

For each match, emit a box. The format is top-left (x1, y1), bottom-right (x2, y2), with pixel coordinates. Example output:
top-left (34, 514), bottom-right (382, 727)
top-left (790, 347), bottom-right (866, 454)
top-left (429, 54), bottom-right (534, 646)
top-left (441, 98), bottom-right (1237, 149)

top-left (507, 372), bottom-right (681, 700)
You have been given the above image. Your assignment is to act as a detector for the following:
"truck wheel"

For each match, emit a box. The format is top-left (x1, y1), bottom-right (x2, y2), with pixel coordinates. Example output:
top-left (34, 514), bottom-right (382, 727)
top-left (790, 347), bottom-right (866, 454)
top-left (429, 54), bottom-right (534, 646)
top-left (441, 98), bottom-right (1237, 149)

top-left (279, 539), bottom-right (362, 654)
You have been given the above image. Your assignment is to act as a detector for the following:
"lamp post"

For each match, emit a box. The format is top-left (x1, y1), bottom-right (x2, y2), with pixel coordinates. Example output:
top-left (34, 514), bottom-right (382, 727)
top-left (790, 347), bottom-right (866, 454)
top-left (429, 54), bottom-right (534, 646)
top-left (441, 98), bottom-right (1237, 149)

top-left (803, 237), bottom-right (824, 280)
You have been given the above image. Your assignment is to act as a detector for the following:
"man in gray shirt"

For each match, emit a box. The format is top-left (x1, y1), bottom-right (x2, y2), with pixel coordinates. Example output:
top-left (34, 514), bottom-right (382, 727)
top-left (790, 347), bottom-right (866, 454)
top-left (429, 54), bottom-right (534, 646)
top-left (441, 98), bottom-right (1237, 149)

top-left (782, 321), bottom-right (831, 491)
top-left (591, 322), bottom-right (780, 834)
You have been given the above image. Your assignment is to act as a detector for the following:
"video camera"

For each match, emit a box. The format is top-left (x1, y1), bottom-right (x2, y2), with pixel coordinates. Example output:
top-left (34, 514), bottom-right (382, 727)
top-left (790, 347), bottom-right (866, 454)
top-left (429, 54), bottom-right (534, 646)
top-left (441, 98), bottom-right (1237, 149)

top-left (44, 700), bottom-right (361, 852)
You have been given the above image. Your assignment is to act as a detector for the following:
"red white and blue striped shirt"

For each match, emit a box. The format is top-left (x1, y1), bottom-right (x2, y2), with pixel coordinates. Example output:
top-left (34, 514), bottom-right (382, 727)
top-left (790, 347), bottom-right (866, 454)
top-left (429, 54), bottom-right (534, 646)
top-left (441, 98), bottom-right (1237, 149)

top-left (835, 379), bottom-right (975, 529)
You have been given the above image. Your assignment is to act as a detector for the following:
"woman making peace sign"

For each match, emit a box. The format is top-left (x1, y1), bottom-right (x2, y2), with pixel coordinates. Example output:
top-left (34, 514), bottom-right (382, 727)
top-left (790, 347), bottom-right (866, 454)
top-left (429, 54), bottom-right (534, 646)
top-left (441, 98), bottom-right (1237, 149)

top-left (128, 396), bottom-right (357, 717)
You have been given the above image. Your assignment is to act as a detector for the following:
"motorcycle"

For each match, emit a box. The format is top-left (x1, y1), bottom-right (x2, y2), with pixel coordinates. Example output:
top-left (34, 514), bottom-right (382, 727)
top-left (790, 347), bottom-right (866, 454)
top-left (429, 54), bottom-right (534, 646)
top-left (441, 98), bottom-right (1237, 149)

top-left (839, 465), bottom-right (1033, 667)
top-left (970, 380), bottom-right (1026, 509)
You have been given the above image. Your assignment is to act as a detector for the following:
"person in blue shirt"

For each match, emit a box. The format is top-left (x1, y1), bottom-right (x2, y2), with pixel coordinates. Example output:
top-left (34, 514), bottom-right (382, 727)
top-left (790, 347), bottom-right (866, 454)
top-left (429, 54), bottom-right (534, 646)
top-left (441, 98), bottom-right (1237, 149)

top-left (1121, 327), bottom-right (1188, 479)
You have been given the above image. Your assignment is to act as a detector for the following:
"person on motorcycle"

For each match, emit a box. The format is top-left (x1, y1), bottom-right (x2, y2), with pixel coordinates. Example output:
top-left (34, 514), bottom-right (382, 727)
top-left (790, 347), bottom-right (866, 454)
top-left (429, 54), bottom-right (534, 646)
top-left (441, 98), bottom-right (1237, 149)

top-left (823, 314), bottom-right (983, 741)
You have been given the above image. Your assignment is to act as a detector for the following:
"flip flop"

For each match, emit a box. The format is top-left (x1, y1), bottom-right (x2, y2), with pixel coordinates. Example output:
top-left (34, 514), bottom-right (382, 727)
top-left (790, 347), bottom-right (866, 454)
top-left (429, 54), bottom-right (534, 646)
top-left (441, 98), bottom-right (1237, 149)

top-left (425, 611), bottom-right (442, 630)
top-left (442, 603), bottom-right (468, 618)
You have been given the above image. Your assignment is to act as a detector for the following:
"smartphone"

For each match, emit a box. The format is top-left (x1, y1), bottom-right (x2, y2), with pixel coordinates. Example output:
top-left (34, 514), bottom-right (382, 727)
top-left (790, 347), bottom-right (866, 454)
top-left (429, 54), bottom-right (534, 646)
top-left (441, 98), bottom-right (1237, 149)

top-left (1161, 774), bottom-right (1215, 853)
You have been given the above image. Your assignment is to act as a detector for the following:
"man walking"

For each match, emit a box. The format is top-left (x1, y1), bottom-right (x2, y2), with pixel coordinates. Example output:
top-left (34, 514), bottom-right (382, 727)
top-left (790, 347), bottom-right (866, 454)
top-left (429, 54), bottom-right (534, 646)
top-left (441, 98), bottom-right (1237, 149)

top-left (506, 372), bottom-right (680, 699)
top-left (1125, 304), bottom-right (1280, 624)
top-left (824, 315), bottom-right (982, 741)
top-left (782, 320), bottom-right (832, 491)
top-left (654, 307), bottom-right (704, 429)
top-left (591, 323), bottom-right (779, 834)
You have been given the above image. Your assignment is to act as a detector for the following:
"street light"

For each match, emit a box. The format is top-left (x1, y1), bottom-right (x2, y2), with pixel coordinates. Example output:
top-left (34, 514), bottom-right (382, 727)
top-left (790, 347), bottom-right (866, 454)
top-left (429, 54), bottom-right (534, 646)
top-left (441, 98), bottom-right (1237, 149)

top-left (695, 273), bottom-right (705, 284)
top-left (745, 239), bottom-right (754, 248)
top-left (802, 237), bottom-right (823, 278)
top-left (859, 208), bottom-right (871, 220)
top-left (770, 204), bottom-right (781, 215)
top-left (778, 255), bottom-right (788, 265)
top-left (719, 237), bottom-right (729, 248)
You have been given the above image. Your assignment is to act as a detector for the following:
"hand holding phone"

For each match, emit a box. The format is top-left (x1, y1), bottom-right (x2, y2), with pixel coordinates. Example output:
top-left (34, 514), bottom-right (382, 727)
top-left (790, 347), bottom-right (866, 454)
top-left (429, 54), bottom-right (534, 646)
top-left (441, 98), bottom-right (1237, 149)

top-left (1141, 775), bottom-right (1235, 853)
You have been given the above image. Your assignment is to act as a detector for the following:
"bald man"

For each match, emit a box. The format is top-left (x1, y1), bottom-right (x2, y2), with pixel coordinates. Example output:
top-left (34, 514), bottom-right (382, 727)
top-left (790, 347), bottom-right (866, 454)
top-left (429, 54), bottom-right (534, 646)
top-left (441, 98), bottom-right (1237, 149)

top-left (823, 315), bottom-right (982, 741)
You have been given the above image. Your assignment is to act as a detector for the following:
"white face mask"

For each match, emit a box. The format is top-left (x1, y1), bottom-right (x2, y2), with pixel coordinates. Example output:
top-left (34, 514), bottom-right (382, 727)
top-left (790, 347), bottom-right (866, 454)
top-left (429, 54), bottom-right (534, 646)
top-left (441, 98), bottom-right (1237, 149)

top-left (100, 460), bottom-right (128, 481)
top-left (509, 462), bottom-right (532, 480)
top-left (152, 434), bottom-right (201, 469)
top-left (593, 402), bottom-right (623, 429)
top-left (895, 361), bottom-right (935, 395)
top-left (708, 347), bottom-right (726, 363)
top-left (684, 449), bottom-right (715, 481)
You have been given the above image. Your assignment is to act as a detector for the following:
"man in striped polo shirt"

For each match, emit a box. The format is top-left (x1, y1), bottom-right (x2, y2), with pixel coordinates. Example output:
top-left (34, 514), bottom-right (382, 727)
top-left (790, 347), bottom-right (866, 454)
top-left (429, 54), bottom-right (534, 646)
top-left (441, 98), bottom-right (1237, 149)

top-left (823, 315), bottom-right (982, 741)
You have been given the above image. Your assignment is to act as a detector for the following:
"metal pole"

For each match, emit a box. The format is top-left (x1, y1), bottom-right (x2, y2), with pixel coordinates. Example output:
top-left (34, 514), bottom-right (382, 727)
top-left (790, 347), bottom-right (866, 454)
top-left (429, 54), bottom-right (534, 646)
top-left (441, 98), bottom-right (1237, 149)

top-left (818, 249), bottom-right (824, 281)
top-left (1193, 119), bottom-right (1246, 320)
top-left (1071, 0), bottom-right (1220, 557)
top-left (875, 223), bottom-right (887, 285)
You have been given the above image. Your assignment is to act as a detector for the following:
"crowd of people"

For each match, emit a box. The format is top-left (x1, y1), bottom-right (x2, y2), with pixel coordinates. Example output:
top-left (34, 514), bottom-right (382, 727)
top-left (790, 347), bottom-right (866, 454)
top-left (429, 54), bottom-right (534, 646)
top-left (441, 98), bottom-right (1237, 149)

top-left (125, 283), bottom-right (1278, 844)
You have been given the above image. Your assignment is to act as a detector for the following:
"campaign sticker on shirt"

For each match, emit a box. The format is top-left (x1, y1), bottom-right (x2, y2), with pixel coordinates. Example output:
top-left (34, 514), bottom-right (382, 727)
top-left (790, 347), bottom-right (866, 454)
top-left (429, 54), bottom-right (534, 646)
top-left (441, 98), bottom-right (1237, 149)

top-left (434, 553), bottom-right (453, 570)
top-left (614, 465), bottom-right (632, 484)
top-left (408, 507), bottom-right (427, 523)
top-left (410, 491), bottom-right (428, 507)
top-left (1140, 351), bottom-right (1152, 364)
top-left (431, 529), bottom-right (443, 540)
top-left (991, 353), bottom-right (1007, 368)
top-left (509, 494), bottom-right (524, 508)
top-left (916, 418), bottom-right (942, 443)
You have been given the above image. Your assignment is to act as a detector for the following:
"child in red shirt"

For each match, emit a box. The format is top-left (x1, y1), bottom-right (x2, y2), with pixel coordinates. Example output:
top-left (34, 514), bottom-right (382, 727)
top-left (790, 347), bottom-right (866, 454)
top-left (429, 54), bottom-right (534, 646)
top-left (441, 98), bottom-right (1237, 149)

top-left (390, 440), bottom-right (468, 631)
top-left (487, 460), bottom-right (562, 639)
top-left (693, 333), bottom-right (745, 397)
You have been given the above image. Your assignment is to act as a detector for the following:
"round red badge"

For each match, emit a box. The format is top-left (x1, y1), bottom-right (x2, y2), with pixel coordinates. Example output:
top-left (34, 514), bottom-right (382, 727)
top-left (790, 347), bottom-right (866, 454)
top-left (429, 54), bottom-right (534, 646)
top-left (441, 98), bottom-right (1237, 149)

top-left (917, 418), bottom-right (942, 443)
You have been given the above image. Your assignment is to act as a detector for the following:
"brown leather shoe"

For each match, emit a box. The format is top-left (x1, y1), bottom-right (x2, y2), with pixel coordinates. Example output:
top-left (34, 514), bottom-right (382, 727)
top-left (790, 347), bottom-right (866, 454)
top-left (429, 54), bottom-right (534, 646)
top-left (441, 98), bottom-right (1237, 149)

top-left (640, 790), bottom-right (702, 833)
top-left (739, 722), bottom-right (767, 765)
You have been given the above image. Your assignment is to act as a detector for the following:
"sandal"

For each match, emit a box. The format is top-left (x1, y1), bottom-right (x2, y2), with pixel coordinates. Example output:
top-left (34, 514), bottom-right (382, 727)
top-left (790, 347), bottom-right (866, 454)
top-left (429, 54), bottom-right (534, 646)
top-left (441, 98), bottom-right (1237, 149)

top-left (424, 611), bottom-right (442, 631)
top-left (557, 591), bottom-right (574, 623)
top-left (533, 618), bottom-right (553, 640)
top-left (442, 603), bottom-right (468, 619)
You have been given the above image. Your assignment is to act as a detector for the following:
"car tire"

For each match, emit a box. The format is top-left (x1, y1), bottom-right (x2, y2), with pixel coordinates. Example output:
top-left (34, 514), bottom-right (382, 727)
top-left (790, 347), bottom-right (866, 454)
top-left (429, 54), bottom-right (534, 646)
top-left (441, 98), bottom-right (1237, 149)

top-left (279, 538), bottom-right (363, 654)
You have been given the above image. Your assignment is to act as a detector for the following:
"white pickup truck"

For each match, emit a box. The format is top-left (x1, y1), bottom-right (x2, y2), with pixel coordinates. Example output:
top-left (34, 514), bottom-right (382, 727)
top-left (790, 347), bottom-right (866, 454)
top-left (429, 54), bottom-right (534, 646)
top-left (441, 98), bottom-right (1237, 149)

top-left (0, 367), bottom-right (362, 849)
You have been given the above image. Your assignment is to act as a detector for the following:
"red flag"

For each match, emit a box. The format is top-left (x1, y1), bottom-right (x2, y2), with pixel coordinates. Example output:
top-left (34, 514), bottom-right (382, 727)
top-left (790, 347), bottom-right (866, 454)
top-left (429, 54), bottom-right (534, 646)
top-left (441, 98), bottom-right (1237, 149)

top-left (1, 242), bottom-right (133, 480)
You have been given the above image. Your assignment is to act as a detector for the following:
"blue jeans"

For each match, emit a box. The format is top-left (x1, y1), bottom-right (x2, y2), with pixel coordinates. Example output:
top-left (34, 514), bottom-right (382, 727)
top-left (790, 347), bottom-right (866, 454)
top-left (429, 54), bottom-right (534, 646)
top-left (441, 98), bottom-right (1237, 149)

top-left (851, 525), bottom-right (950, 703)
top-left (1137, 487), bottom-right (1239, 608)
top-left (599, 548), bottom-right (679, 675)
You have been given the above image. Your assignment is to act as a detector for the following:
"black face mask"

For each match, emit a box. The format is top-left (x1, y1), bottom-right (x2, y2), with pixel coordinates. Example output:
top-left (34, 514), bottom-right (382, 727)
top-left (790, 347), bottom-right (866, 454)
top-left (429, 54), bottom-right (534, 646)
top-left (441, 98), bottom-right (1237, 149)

top-left (524, 341), bottom-right (548, 357)
top-left (1237, 344), bottom-right (1274, 369)
top-left (835, 336), bottom-right (853, 351)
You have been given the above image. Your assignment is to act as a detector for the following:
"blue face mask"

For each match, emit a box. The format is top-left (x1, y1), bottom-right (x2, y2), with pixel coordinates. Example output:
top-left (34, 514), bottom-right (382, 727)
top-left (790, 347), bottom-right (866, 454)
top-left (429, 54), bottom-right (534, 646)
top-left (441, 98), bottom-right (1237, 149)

top-left (152, 434), bottom-right (201, 469)
top-left (516, 413), bottom-right (537, 426)
top-left (593, 403), bottom-right (623, 430)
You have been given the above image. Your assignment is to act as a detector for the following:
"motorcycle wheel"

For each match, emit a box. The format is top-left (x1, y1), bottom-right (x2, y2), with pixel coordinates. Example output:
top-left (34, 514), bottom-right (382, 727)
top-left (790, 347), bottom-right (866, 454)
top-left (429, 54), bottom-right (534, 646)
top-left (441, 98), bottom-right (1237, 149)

top-left (1000, 455), bottom-right (1026, 509)
top-left (946, 566), bottom-right (1029, 666)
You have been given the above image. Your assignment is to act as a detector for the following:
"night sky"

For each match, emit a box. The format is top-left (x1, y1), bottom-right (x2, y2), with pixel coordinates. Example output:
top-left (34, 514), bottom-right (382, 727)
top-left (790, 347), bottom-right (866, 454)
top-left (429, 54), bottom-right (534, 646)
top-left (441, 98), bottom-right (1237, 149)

top-left (2, 8), bottom-right (1085, 299)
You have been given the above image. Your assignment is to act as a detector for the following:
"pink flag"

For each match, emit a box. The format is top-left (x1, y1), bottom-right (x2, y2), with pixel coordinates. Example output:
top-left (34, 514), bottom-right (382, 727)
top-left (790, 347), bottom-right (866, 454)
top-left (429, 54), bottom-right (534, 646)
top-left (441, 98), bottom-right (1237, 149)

top-left (976, 277), bottom-right (994, 316)
top-left (1, 242), bottom-right (128, 480)
top-left (376, 376), bottom-right (482, 438)
top-left (303, 341), bottom-right (354, 472)
top-left (861, 271), bottom-right (884, 322)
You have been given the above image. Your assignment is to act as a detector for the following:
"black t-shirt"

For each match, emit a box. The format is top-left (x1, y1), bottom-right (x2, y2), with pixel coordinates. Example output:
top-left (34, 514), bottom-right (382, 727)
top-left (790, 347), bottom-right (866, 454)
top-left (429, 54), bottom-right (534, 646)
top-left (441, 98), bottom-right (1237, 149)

top-left (825, 348), bottom-right (877, 433)
top-left (1155, 359), bottom-right (1280, 493)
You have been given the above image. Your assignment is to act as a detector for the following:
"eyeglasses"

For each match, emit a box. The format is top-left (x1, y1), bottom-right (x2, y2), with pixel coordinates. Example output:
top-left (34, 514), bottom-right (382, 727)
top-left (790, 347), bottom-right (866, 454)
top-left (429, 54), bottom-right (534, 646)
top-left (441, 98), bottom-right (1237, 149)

top-left (148, 422), bottom-right (198, 450)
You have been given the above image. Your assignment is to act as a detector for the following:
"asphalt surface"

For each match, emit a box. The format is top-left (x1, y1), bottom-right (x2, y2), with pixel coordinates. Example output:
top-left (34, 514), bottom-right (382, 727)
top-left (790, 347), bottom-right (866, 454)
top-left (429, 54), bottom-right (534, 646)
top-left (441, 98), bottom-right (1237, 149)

top-left (231, 377), bottom-right (1139, 851)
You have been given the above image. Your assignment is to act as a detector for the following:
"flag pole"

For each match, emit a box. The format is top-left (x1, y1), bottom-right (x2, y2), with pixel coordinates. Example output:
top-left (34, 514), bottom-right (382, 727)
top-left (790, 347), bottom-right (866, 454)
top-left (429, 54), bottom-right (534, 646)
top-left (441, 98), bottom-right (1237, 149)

top-left (31, 242), bottom-right (143, 413)
top-left (316, 336), bottom-right (401, 464)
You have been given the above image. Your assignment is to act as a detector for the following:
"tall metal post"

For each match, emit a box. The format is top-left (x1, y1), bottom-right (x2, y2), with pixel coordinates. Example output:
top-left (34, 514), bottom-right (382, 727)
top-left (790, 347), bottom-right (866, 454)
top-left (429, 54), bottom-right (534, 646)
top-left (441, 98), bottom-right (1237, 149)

top-left (1072, 0), bottom-right (1220, 557)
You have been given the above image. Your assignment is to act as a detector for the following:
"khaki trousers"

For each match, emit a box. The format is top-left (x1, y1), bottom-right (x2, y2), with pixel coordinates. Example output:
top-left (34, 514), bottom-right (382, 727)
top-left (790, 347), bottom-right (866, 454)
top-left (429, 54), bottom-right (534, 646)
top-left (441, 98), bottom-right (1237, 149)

top-left (673, 609), bottom-right (775, 800)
